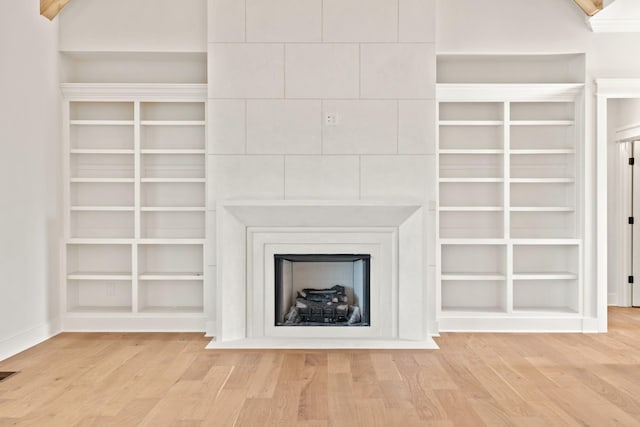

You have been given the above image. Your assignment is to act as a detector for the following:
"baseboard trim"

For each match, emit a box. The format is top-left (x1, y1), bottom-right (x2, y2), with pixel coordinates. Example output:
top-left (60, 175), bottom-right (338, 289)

top-left (205, 320), bottom-right (216, 337)
top-left (0, 319), bottom-right (61, 362)
top-left (62, 315), bottom-right (206, 332)
top-left (438, 316), bottom-right (587, 333)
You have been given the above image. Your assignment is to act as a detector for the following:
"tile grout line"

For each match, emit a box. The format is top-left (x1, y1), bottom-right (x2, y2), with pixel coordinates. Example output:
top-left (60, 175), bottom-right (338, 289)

top-left (321, 0), bottom-right (324, 42)
top-left (397, 0), bottom-right (400, 42)
top-left (321, 99), bottom-right (325, 155)
top-left (397, 100), bottom-right (400, 154)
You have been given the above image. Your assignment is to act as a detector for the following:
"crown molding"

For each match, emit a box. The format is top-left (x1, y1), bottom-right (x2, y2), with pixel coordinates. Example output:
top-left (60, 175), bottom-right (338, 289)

top-left (60, 83), bottom-right (208, 101)
top-left (437, 84), bottom-right (584, 102)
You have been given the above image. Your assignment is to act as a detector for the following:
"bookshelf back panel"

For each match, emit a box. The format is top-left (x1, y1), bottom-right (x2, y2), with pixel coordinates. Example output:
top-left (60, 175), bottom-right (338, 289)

top-left (141, 126), bottom-right (205, 150)
top-left (67, 244), bottom-right (132, 274)
top-left (138, 244), bottom-right (203, 275)
top-left (71, 182), bottom-right (134, 207)
top-left (141, 212), bottom-right (205, 239)
top-left (71, 126), bottom-right (134, 150)
top-left (71, 211), bottom-right (134, 239)
top-left (440, 211), bottom-right (503, 238)
top-left (442, 281), bottom-right (506, 312)
top-left (439, 126), bottom-right (503, 150)
top-left (142, 154), bottom-right (205, 179)
top-left (70, 102), bottom-right (134, 120)
top-left (441, 245), bottom-right (506, 275)
top-left (67, 280), bottom-right (132, 311)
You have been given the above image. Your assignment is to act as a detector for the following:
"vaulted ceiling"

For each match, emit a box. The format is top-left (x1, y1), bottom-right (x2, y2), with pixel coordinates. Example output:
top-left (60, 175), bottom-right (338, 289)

top-left (574, 0), bottom-right (604, 16)
top-left (40, 0), bottom-right (70, 21)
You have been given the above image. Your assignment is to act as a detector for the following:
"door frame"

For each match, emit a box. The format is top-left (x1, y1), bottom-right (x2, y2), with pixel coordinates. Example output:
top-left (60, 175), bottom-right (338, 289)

top-left (596, 79), bottom-right (640, 324)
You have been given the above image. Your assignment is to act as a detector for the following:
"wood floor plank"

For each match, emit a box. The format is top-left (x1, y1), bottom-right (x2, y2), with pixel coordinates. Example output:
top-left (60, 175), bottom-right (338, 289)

top-left (4, 309), bottom-right (640, 425)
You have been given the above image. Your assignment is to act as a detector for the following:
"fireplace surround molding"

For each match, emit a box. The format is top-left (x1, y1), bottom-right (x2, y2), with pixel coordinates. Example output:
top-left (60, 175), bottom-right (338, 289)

top-left (207, 200), bottom-right (438, 349)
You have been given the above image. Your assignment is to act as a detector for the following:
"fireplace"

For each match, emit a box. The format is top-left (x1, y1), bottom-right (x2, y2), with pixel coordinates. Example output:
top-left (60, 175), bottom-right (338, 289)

top-left (207, 201), bottom-right (438, 349)
top-left (274, 254), bottom-right (371, 327)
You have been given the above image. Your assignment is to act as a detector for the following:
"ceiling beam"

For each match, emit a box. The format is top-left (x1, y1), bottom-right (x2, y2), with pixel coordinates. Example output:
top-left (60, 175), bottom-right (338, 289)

top-left (573, 0), bottom-right (604, 16)
top-left (40, 0), bottom-right (70, 20)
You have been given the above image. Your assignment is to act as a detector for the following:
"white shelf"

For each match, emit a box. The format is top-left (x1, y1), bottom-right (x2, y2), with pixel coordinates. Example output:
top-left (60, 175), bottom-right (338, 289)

top-left (71, 178), bottom-right (134, 183)
top-left (139, 273), bottom-right (203, 281)
top-left (439, 178), bottom-right (504, 183)
top-left (439, 149), bottom-right (504, 154)
top-left (67, 238), bottom-right (133, 244)
top-left (440, 306), bottom-right (507, 315)
top-left (439, 206), bottom-right (503, 212)
top-left (510, 178), bottom-right (574, 183)
top-left (70, 120), bottom-right (134, 126)
top-left (68, 272), bottom-right (132, 280)
top-left (141, 120), bottom-right (205, 126)
top-left (510, 120), bottom-right (574, 126)
top-left (439, 120), bottom-right (503, 126)
top-left (440, 238), bottom-right (506, 245)
top-left (138, 306), bottom-right (204, 314)
top-left (141, 178), bottom-right (205, 183)
top-left (140, 206), bottom-right (205, 212)
top-left (441, 273), bottom-right (505, 281)
top-left (71, 149), bottom-right (135, 155)
top-left (511, 239), bottom-right (580, 245)
top-left (137, 239), bottom-right (205, 244)
top-left (513, 273), bottom-right (578, 280)
top-left (511, 306), bottom-right (578, 315)
top-left (510, 207), bottom-right (574, 212)
top-left (510, 149), bottom-right (574, 155)
top-left (141, 149), bottom-right (205, 154)
top-left (67, 306), bottom-right (133, 314)
top-left (71, 206), bottom-right (134, 211)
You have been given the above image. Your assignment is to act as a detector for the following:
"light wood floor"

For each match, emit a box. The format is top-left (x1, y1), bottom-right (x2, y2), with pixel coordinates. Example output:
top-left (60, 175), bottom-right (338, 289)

top-left (2, 308), bottom-right (640, 426)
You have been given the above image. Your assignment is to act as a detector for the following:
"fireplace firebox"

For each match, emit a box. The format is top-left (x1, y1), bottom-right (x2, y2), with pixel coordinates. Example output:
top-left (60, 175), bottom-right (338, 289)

top-left (274, 254), bottom-right (371, 327)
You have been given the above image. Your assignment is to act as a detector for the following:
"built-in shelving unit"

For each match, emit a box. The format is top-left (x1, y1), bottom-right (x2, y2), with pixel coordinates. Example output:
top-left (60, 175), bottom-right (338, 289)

top-left (62, 84), bottom-right (207, 331)
top-left (436, 72), bottom-right (585, 330)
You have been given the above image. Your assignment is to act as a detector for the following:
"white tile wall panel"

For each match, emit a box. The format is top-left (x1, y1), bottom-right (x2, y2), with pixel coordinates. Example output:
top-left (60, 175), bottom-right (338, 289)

top-left (209, 100), bottom-right (246, 154)
top-left (285, 44), bottom-right (359, 99)
top-left (210, 155), bottom-right (285, 200)
top-left (246, 0), bottom-right (322, 42)
top-left (399, 0), bottom-right (436, 42)
top-left (360, 155), bottom-right (433, 200)
top-left (208, 0), bottom-right (245, 42)
top-left (398, 100), bottom-right (436, 154)
top-left (360, 43), bottom-right (435, 99)
top-left (284, 155), bottom-right (360, 199)
top-left (322, 100), bottom-right (398, 154)
top-left (323, 0), bottom-right (398, 42)
top-left (209, 44), bottom-right (284, 99)
top-left (247, 100), bottom-right (322, 154)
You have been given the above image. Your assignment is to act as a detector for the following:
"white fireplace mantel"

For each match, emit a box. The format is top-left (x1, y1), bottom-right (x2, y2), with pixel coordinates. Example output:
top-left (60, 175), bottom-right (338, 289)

top-left (207, 200), bottom-right (438, 349)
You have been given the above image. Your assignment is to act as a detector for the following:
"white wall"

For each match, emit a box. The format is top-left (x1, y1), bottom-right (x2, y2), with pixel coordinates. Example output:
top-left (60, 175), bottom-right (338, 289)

top-left (437, 0), bottom-right (640, 77)
top-left (0, 0), bottom-right (62, 360)
top-left (59, 0), bottom-right (207, 52)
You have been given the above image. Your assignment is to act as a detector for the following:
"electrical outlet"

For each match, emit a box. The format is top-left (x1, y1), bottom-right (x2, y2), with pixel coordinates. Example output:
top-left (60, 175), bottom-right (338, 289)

top-left (324, 112), bottom-right (339, 126)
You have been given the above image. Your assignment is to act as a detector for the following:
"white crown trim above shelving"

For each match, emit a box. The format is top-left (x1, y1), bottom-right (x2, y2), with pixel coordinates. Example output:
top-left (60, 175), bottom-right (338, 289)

top-left (436, 84), bottom-right (584, 102)
top-left (61, 83), bottom-right (208, 100)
